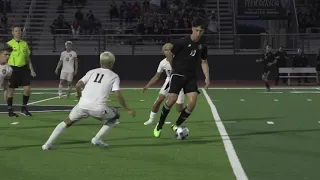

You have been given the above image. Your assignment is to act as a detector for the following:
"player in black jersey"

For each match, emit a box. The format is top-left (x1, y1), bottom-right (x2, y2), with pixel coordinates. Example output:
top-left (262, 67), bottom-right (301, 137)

top-left (256, 45), bottom-right (277, 91)
top-left (316, 48), bottom-right (320, 85)
top-left (153, 17), bottom-right (210, 137)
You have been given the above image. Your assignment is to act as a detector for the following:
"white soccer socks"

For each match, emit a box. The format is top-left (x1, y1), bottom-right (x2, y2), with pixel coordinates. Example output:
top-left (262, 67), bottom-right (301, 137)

top-left (144, 111), bottom-right (157, 125)
top-left (42, 122), bottom-right (67, 150)
top-left (91, 124), bottom-right (114, 147)
top-left (58, 85), bottom-right (63, 97)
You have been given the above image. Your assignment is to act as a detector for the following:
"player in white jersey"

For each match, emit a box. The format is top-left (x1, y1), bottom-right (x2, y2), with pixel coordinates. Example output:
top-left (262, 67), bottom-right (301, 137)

top-left (143, 43), bottom-right (184, 125)
top-left (42, 51), bottom-right (136, 150)
top-left (0, 43), bottom-right (13, 101)
top-left (55, 41), bottom-right (78, 98)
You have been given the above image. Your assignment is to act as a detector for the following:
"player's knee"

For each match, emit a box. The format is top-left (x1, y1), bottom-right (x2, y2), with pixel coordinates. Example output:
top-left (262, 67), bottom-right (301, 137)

top-left (64, 118), bottom-right (75, 127)
top-left (23, 86), bottom-right (31, 95)
top-left (167, 94), bottom-right (178, 105)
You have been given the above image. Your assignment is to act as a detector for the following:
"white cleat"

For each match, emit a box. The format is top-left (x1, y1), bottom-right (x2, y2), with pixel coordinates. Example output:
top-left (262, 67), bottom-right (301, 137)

top-left (58, 94), bottom-right (62, 99)
top-left (91, 138), bottom-right (108, 148)
top-left (42, 144), bottom-right (53, 151)
top-left (144, 119), bottom-right (154, 125)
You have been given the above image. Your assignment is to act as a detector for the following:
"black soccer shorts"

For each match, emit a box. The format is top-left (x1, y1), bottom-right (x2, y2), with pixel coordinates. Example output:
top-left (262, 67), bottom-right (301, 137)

top-left (9, 65), bottom-right (31, 88)
top-left (168, 74), bottom-right (198, 94)
top-left (262, 66), bottom-right (271, 76)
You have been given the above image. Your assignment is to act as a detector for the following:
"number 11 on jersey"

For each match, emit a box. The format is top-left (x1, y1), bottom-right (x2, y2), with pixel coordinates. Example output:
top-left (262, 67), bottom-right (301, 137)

top-left (94, 73), bottom-right (104, 83)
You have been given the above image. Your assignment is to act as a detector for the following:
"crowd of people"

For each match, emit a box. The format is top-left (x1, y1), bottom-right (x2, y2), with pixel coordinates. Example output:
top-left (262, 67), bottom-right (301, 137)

top-left (296, 0), bottom-right (320, 33)
top-left (51, 1), bottom-right (102, 37)
top-left (50, 0), bottom-right (209, 40)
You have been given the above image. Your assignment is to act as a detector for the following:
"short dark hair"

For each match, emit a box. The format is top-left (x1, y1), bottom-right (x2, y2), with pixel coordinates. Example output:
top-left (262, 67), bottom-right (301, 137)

top-left (192, 17), bottom-right (206, 29)
top-left (0, 43), bottom-right (13, 53)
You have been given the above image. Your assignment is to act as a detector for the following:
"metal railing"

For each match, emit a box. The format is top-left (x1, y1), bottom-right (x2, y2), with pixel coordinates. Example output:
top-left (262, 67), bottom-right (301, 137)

top-left (1, 33), bottom-right (319, 55)
top-left (23, 0), bottom-right (37, 38)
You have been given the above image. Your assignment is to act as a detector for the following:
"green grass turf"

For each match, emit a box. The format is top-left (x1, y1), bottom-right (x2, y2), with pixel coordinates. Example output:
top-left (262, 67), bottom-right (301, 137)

top-left (206, 88), bottom-right (320, 180)
top-left (0, 89), bottom-right (234, 180)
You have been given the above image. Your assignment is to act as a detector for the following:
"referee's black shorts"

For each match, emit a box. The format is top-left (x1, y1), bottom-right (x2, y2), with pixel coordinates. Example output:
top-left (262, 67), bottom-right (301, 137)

top-left (9, 65), bottom-right (31, 88)
top-left (168, 74), bottom-right (198, 94)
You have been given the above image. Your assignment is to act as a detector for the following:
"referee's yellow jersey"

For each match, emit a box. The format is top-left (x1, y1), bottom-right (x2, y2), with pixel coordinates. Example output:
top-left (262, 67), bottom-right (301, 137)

top-left (7, 39), bottom-right (31, 67)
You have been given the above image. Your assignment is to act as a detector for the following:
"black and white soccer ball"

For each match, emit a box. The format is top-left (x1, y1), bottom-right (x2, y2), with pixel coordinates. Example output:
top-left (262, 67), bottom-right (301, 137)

top-left (174, 126), bottom-right (189, 140)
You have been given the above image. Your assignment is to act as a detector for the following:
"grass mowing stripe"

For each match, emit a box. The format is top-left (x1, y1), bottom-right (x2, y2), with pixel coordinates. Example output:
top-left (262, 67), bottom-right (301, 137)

top-left (202, 88), bottom-right (248, 180)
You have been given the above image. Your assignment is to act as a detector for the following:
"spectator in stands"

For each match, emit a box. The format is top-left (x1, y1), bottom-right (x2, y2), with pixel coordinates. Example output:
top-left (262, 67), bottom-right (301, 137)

top-left (109, 2), bottom-right (119, 20)
top-left (126, 3), bottom-right (133, 24)
top-left (207, 11), bottom-right (219, 47)
top-left (143, 0), bottom-right (149, 13)
top-left (1, 13), bottom-right (8, 32)
top-left (132, 1), bottom-right (141, 19)
top-left (75, 9), bottom-right (83, 21)
top-left (71, 18), bottom-right (81, 37)
top-left (292, 48), bottom-right (309, 84)
top-left (87, 10), bottom-right (95, 21)
top-left (120, 1), bottom-right (127, 22)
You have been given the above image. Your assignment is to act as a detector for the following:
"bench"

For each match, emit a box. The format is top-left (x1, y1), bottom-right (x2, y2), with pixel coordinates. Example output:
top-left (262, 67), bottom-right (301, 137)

top-left (278, 67), bottom-right (317, 85)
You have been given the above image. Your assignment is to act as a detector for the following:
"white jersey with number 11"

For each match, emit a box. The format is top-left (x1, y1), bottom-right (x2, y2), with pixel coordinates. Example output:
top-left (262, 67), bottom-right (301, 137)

top-left (78, 68), bottom-right (120, 111)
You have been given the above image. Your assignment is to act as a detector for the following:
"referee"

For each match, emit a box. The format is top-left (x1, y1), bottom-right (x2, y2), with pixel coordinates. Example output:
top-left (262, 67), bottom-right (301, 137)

top-left (6, 26), bottom-right (36, 117)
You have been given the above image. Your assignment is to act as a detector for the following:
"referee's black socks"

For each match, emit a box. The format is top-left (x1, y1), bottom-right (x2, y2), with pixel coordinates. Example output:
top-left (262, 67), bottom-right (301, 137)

top-left (157, 103), bottom-right (171, 130)
top-left (7, 97), bottom-right (13, 110)
top-left (23, 95), bottom-right (30, 106)
top-left (176, 107), bottom-right (191, 126)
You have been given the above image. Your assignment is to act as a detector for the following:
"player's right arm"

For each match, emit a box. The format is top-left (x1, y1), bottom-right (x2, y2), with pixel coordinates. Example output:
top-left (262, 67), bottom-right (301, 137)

top-left (75, 70), bottom-right (94, 99)
top-left (113, 76), bottom-right (136, 117)
top-left (55, 52), bottom-right (63, 75)
top-left (143, 61), bottom-right (164, 93)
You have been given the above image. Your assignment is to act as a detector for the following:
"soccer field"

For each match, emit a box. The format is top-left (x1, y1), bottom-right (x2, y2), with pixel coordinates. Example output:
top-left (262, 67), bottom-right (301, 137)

top-left (0, 87), bottom-right (320, 180)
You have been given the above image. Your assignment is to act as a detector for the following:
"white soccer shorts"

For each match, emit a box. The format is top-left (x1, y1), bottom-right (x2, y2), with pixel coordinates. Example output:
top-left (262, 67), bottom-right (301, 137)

top-left (159, 79), bottom-right (184, 104)
top-left (60, 72), bottom-right (74, 82)
top-left (69, 104), bottom-right (118, 122)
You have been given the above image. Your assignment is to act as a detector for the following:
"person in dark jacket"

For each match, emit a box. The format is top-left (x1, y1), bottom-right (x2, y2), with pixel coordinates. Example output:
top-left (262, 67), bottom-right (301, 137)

top-left (292, 48), bottom-right (309, 84)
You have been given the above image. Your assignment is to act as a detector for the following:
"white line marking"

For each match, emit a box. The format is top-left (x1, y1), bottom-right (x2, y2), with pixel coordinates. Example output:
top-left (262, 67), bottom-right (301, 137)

top-left (0, 110), bottom-right (71, 114)
top-left (165, 122), bottom-right (171, 125)
top-left (139, 100), bottom-right (145, 102)
top-left (273, 99), bottom-right (279, 102)
top-left (28, 93), bottom-right (75, 105)
top-left (0, 104), bottom-right (74, 107)
top-left (267, 121), bottom-right (274, 124)
top-left (291, 91), bottom-right (320, 93)
top-left (10, 122), bottom-right (19, 125)
top-left (318, 121), bottom-right (320, 124)
top-left (5, 87), bottom-right (320, 91)
top-left (202, 89), bottom-right (248, 180)
top-left (240, 99), bottom-right (245, 102)
top-left (307, 99), bottom-right (312, 101)
top-left (258, 91), bottom-right (283, 94)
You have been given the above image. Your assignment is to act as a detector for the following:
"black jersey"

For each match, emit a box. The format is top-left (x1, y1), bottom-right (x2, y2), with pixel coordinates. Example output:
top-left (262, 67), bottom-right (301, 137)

top-left (170, 36), bottom-right (208, 77)
top-left (274, 51), bottom-right (288, 67)
top-left (261, 52), bottom-right (276, 66)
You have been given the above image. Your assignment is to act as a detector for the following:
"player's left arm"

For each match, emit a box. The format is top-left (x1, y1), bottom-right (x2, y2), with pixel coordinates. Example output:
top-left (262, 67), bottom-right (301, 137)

top-left (26, 43), bottom-right (36, 77)
top-left (201, 45), bottom-right (210, 88)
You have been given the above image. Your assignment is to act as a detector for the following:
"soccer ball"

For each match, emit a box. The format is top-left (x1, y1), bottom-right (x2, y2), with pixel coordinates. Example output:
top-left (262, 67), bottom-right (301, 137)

top-left (174, 126), bottom-right (189, 140)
